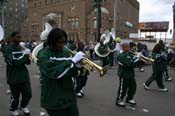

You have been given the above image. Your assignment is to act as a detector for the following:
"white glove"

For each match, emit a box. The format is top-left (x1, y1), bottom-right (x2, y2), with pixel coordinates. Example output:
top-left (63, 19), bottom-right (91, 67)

top-left (161, 52), bottom-right (166, 56)
top-left (24, 48), bottom-right (31, 55)
top-left (137, 52), bottom-right (142, 59)
top-left (72, 51), bottom-right (85, 63)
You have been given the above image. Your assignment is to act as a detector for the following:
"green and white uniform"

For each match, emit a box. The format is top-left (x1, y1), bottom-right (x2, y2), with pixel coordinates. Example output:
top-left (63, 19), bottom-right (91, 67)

top-left (144, 51), bottom-right (167, 88)
top-left (106, 41), bottom-right (116, 67)
top-left (37, 48), bottom-right (79, 116)
top-left (116, 52), bottom-right (139, 103)
top-left (4, 44), bottom-right (32, 111)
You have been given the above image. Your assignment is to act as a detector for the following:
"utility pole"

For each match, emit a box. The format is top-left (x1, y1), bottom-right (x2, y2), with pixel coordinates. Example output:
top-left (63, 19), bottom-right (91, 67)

top-left (113, 0), bottom-right (118, 34)
top-left (92, 0), bottom-right (106, 42)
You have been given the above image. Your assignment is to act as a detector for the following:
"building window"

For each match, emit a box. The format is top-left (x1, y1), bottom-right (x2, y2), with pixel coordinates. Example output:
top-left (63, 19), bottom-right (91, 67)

top-left (68, 18), bottom-right (79, 30)
top-left (32, 24), bottom-right (40, 33)
top-left (75, 33), bottom-right (78, 40)
top-left (93, 17), bottom-right (97, 29)
top-left (75, 18), bottom-right (79, 29)
top-left (34, 2), bottom-right (37, 7)
top-left (71, 19), bottom-right (75, 29)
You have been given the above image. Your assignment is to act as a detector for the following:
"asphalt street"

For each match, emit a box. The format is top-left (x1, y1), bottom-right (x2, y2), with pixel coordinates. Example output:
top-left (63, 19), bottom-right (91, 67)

top-left (0, 54), bottom-right (175, 116)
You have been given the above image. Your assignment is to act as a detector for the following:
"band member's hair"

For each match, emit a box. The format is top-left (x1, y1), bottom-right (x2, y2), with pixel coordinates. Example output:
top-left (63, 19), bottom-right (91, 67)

top-left (47, 28), bottom-right (67, 47)
top-left (159, 40), bottom-right (165, 49)
top-left (152, 44), bottom-right (161, 53)
top-left (10, 32), bottom-right (19, 38)
top-left (129, 42), bottom-right (136, 48)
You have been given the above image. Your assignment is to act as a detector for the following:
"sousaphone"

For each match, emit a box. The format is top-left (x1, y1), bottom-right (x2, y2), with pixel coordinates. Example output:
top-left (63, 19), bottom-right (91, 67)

top-left (32, 23), bottom-right (53, 62)
top-left (104, 28), bottom-right (116, 52)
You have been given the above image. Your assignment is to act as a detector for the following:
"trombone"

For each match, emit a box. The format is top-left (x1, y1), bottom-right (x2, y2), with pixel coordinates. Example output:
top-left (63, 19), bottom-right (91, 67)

top-left (67, 48), bottom-right (107, 77)
top-left (130, 51), bottom-right (154, 63)
top-left (20, 42), bottom-right (37, 62)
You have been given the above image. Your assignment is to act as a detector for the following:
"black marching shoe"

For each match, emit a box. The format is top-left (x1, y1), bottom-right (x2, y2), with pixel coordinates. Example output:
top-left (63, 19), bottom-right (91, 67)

top-left (19, 107), bottom-right (30, 116)
top-left (126, 99), bottom-right (136, 106)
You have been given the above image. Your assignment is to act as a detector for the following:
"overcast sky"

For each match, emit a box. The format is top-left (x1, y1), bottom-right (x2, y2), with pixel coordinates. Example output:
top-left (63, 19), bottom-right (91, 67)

top-left (138, 0), bottom-right (174, 38)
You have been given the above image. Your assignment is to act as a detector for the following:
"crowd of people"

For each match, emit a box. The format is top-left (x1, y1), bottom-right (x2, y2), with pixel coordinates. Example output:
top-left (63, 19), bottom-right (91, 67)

top-left (0, 23), bottom-right (175, 116)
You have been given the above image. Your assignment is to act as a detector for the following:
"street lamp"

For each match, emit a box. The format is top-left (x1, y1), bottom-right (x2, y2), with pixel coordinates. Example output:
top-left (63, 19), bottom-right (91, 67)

top-left (92, 0), bottom-right (106, 42)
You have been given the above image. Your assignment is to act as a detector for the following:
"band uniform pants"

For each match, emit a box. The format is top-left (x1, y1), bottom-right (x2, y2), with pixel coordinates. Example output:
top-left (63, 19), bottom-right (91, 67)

top-left (46, 103), bottom-right (79, 116)
top-left (116, 77), bottom-right (136, 103)
top-left (9, 82), bottom-right (32, 111)
top-left (108, 52), bottom-right (114, 67)
top-left (75, 76), bottom-right (88, 93)
top-left (145, 71), bottom-right (165, 89)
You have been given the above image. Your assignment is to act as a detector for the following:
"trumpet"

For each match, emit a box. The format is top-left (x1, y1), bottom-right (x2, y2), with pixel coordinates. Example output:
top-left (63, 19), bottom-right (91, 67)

top-left (67, 48), bottom-right (107, 77)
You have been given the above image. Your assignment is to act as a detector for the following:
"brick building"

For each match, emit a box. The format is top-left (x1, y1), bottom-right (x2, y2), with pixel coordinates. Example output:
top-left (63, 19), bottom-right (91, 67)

top-left (1, 0), bottom-right (28, 38)
top-left (173, 2), bottom-right (175, 42)
top-left (22, 0), bottom-right (139, 43)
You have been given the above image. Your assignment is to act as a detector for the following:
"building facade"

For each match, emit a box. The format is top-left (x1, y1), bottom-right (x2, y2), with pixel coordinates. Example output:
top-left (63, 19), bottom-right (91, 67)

top-left (22, 0), bottom-right (139, 43)
top-left (0, 0), bottom-right (28, 38)
top-left (173, 2), bottom-right (175, 42)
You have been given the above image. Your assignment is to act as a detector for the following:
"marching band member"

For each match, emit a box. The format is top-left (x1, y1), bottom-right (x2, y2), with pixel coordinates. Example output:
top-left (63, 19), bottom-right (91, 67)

top-left (98, 35), bottom-right (109, 67)
top-left (37, 28), bottom-right (84, 116)
top-left (143, 43), bottom-right (168, 92)
top-left (116, 43), bottom-right (141, 107)
top-left (159, 40), bottom-right (172, 81)
top-left (106, 36), bottom-right (116, 68)
top-left (114, 37), bottom-right (121, 64)
top-left (137, 43), bottom-right (145, 72)
top-left (75, 41), bottom-right (89, 97)
top-left (4, 32), bottom-right (32, 116)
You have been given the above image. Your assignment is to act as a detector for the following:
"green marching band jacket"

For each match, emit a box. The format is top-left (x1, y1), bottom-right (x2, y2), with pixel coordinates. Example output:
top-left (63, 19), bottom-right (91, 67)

top-left (37, 48), bottom-right (78, 110)
top-left (4, 44), bottom-right (30, 85)
top-left (117, 52), bottom-right (139, 79)
top-left (152, 51), bottom-right (167, 73)
top-left (106, 41), bottom-right (116, 52)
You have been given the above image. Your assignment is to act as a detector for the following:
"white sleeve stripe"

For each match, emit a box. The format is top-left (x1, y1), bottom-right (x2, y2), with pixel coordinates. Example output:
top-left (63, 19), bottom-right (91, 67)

top-left (50, 57), bottom-right (72, 61)
top-left (118, 62), bottom-right (124, 66)
top-left (12, 54), bottom-right (25, 60)
top-left (133, 58), bottom-right (139, 63)
top-left (12, 51), bottom-right (24, 54)
top-left (57, 63), bottom-right (74, 79)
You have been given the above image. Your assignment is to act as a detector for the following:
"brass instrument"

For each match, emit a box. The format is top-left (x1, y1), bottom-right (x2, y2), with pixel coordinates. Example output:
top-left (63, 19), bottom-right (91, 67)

top-left (103, 29), bottom-right (116, 52)
top-left (94, 43), bottom-right (110, 57)
top-left (94, 32), bottom-right (110, 57)
top-left (68, 48), bottom-right (107, 77)
top-left (130, 51), bottom-right (154, 63)
top-left (32, 23), bottom-right (107, 77)
top-left (140, 55), bottom-right (154, 63)
top-left (20, 42), bottom-right (38, 63)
